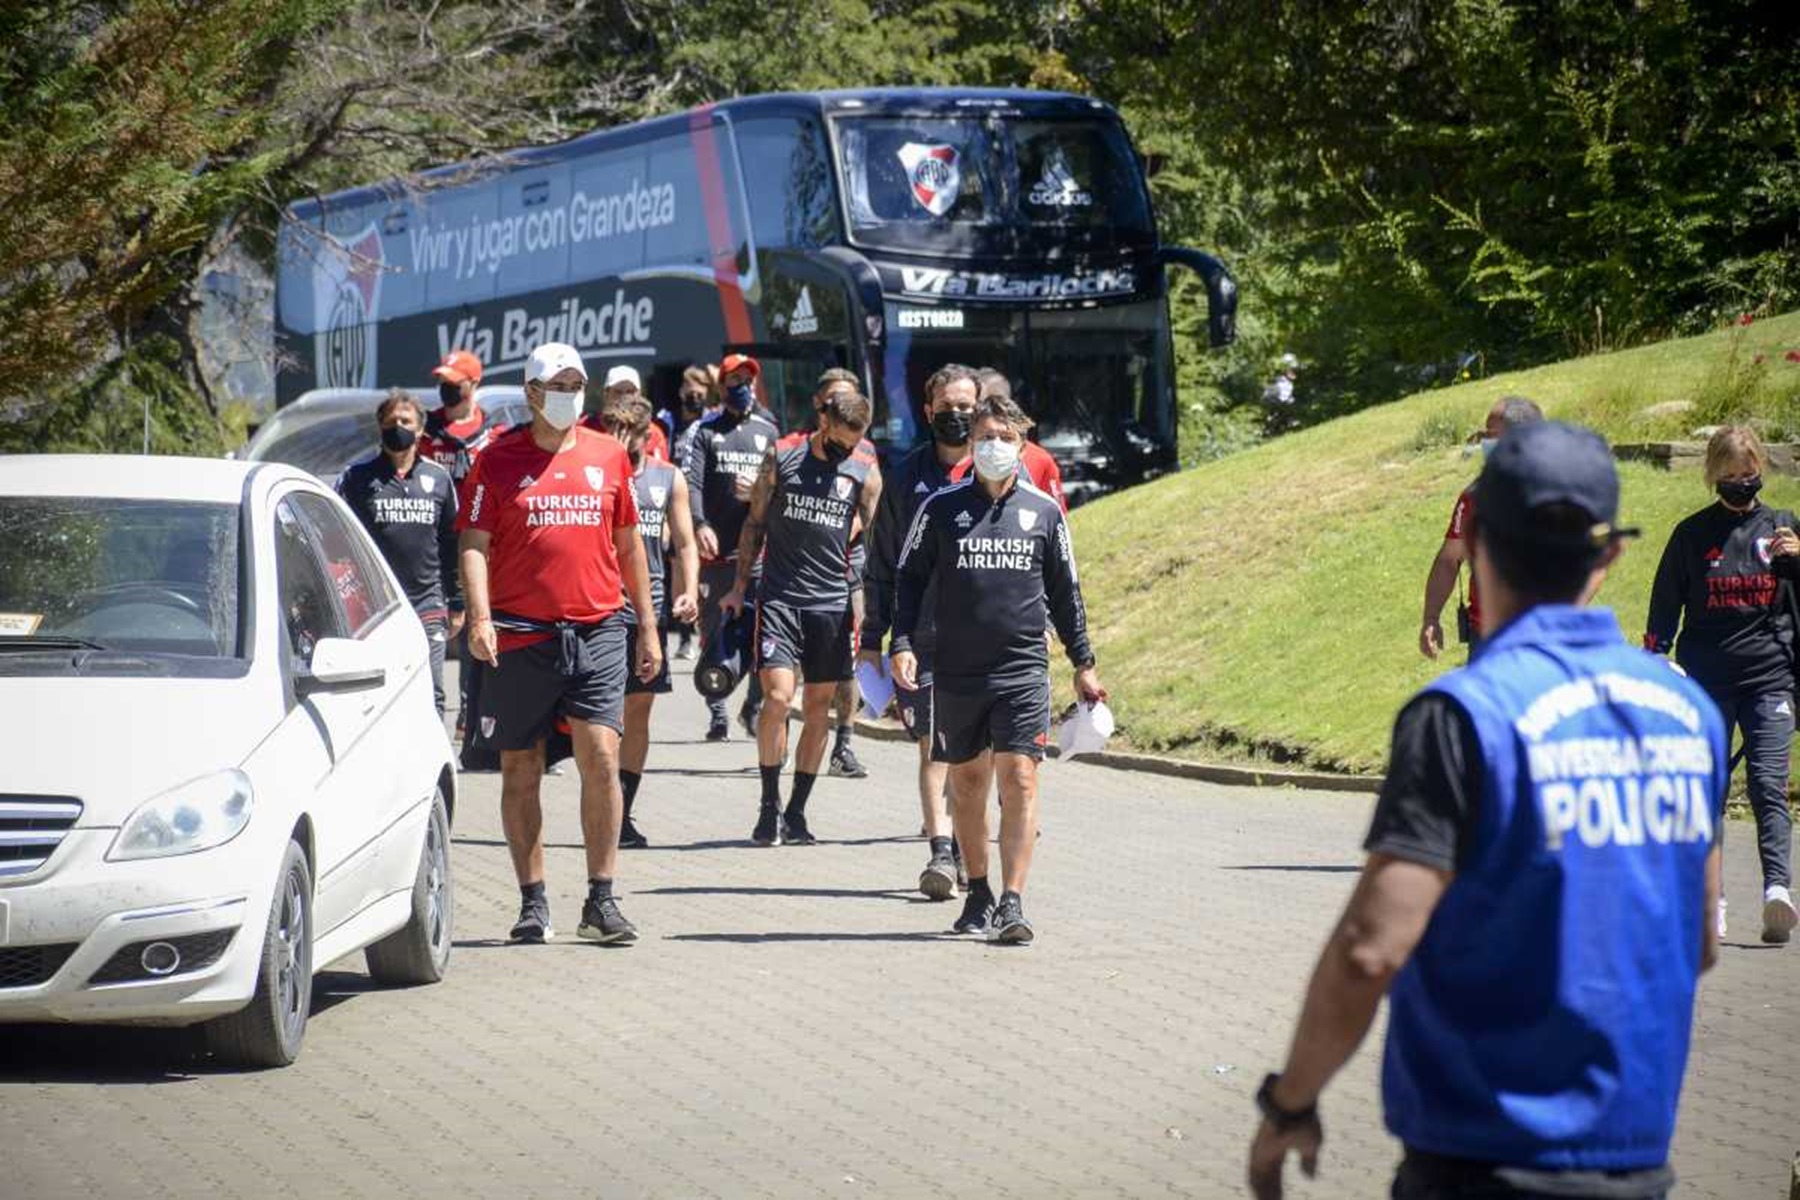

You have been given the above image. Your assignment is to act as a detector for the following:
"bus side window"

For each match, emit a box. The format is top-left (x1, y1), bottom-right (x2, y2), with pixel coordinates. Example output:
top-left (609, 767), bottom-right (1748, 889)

top-left (734, 117), bottom-right (838, 250)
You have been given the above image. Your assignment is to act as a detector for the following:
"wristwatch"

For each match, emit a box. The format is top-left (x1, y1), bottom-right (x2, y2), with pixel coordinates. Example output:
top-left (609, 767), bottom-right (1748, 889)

top-left (1255, 1073), bottom-right (1319, 1132)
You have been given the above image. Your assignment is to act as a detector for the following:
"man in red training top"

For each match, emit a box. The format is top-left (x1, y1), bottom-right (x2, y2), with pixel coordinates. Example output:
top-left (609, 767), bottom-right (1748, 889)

top-left (459, 341), bottom-right (661, 947)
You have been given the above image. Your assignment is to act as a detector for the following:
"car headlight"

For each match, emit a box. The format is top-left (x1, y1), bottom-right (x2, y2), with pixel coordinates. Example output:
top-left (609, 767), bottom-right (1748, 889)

top-left (107, 770), bottom-right (254, 861)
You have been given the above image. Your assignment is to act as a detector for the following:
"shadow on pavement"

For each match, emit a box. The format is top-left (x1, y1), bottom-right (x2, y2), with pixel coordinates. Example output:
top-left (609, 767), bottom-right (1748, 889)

top-left (453, 835), bottom-right (585, 852)
top-left (0, 971), bottom-right (378, 1082)
top-left (639, 885), bottom-right (915, 900)
top-left (454, 835), bottom-right (918, 854)
top-left (1223, 864), bottom-right (1362, 873)
top-left (0, 1025), bottom-right (211, 1083)
top-left (665, 930), bottom-right (960, 944)
top-left (309, 968), bottom-right (386, 1017)
top-left (648, 834), bottom-right (919, 852)
top-left (645, 767), bottom-right (760, 778)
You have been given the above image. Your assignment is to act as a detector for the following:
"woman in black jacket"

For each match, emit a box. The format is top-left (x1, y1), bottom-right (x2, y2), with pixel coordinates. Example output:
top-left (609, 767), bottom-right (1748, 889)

top-left (1645, 424), bottom-right (1800, 945)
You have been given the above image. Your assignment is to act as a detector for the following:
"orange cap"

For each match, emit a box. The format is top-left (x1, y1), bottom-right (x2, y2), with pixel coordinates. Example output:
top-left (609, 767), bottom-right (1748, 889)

top-left (432, 349), bottom-right (483, 385)
top-left (719, 353), bottom-right (760, 381)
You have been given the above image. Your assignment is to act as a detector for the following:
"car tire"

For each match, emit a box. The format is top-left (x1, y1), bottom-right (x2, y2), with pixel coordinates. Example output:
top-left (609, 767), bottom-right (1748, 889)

top-left (364, 788), bottom-right (453, 986)
top-left (204, 839), bottom-right (313, 1069)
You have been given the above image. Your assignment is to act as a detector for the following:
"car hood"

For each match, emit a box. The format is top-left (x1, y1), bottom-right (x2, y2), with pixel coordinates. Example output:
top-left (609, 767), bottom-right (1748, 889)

top-left (0, 675), bottom-right (272, 826)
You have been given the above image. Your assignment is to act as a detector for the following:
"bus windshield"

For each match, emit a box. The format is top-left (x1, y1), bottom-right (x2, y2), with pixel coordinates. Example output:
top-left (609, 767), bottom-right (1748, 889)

top-left (836, 115), bottom-right (1154, 256)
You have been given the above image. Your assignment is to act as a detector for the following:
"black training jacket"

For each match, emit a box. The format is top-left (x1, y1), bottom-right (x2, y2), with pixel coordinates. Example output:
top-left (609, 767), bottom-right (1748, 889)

top-left (1645, 501), bottom-right (1800, 695)
top-left (336, 452), bottom-right (460, 615)
top-left (892, 476), bottom-right (1093, 687)
top-left (863, 440), bottom-right (960, 654)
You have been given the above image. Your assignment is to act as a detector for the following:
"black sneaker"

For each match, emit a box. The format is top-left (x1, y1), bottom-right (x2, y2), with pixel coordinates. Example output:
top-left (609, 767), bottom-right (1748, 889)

top-left (988, 894), bottom-right (1034, 945)
top-left (829, 746), bottom-right (868, 779)
top-left (919, 849), bottom-right (957, 900)
top-left (509, 895), bottom-right (553, 943)
top-left (618, 817), bottom-right (648, 849)
top-left (706, 712), bottom-right (730, 742)
top-left (577, 895), bottom-right (638, 944)
top-left (781, 810), bottom-right (817, 845)
top-left (752, 805), bottom-right (780, 846)
top-left (952, 890), bottom-right (995, 935)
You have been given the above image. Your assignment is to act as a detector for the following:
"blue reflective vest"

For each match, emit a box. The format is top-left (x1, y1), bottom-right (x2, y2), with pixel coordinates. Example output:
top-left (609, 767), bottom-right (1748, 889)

top-left (1383, 605), bottom-right (1727, 1170)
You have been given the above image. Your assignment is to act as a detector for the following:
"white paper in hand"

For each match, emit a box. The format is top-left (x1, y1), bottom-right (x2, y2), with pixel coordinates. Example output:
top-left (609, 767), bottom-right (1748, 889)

top-left (1058, 700), bottom-right (1115, 758)
top-left (856, 657), bottom-right (895, 720)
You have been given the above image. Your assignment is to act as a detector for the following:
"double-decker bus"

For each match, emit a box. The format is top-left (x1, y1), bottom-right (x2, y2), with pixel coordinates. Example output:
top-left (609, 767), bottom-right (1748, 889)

top-left (275, 88), bottom-right (1236, 500)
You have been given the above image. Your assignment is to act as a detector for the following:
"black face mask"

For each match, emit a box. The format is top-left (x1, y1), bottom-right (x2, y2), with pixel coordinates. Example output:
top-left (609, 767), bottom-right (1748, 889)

top-left (1718, 477), bottom-right (1763, 508)
top-left (931, 409), bottom-right (972, 445)
top-left (437, 383), bottom-right (465, 409)
top-left (381, 425), bottom-right (417, 453)
top-left (680, 391), bottom-right (705, 415)
top-left (819, 436), bottom-right (852, 463)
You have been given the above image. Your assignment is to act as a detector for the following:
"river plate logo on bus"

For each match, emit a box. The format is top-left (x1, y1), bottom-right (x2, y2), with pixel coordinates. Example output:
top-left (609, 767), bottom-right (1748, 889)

top-left (897, 143), bottom-right (961, 217)
top-left (312, 224), bottom-right (384, 389)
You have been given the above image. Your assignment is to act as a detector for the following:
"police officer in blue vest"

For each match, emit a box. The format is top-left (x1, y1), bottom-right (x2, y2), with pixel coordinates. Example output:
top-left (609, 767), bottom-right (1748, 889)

top-left (1248, 421), bottom-right (1728, 1200)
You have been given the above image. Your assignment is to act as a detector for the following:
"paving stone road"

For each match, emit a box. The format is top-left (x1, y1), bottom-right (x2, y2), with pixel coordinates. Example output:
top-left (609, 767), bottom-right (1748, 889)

top-left (2, 663), bottom-right (1796, 1198)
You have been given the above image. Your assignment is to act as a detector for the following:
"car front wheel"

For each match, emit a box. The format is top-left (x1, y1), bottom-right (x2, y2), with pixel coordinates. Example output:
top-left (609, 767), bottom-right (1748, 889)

top-left (364, 788), bottom-right (453, 986)
top-left (204, 838), bottom-right (313, 1068)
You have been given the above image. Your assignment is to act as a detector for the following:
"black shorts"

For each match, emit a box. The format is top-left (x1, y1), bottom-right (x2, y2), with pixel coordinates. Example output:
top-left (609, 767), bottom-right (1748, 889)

top-left (930, 674), bottom-right (1051, 764)
top-left (896, 648), bottom-right (935, 743)
top-left (478, 614), bottom-right (628, 746)
top-left (625, 620), bottom-right (671, 696)
top-left (755, 599), bottom-right (855, 683)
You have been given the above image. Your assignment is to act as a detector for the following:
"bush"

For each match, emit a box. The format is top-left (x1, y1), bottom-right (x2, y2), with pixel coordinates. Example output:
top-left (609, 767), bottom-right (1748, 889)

top-left (1409, 410), bottom-right (1465, 453)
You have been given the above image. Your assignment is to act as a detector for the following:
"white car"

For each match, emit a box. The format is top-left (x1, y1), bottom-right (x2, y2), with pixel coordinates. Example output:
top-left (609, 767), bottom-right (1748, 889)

top-left (0, 456), bottom-right (456, 1067)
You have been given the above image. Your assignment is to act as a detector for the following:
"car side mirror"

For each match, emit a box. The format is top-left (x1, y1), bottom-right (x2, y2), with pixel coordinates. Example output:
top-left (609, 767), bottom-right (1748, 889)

top-left (295, 636), bottom-right (386, 696)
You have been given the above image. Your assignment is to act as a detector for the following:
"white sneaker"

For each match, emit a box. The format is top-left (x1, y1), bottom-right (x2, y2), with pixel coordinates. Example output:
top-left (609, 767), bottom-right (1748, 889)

top-left (1716, 896), bottom-right (1729, 940)
top-left (1761, 885), bottom-right (1797, 945)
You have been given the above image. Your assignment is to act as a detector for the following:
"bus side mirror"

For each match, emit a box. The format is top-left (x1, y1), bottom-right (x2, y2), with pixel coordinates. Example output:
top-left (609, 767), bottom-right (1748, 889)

top-left (1158, 247), bottom-right (1238, 348)
top-left (1207, 269), bottom-right (1238, 348)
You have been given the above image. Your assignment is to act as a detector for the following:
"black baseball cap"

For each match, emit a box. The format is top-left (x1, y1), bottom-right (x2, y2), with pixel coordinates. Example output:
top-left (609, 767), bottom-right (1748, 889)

top-left (1474, 421), bottom-right (1641, 550)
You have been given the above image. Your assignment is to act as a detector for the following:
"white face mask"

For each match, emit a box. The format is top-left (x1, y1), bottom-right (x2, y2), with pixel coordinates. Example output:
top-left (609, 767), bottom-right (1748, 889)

top-left (1479, 437), bottom-right (1498, 458)
top-left (538, 387), bottom-right (584, 430)
top-left (973, 436), bottom-right (1021, 482)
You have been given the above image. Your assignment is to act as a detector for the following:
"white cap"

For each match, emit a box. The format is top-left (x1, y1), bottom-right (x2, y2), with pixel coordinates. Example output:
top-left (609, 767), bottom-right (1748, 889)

top-left (1057, 700), bottom-right (1116, 759)
top-left (603, 364), bottom-right (642, 391)
top-left (525, 342), bottom-right (587, 384)
top-left (1279, 352), bottom-right (1300, 371)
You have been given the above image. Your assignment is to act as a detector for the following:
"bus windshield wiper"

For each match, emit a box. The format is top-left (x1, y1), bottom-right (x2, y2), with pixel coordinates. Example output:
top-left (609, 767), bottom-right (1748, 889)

top-left (0, 635), bottom-right (109, 652)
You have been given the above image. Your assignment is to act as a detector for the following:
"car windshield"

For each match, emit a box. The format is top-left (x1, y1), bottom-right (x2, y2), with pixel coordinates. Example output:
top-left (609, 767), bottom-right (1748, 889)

top-left (0, 498), bottom-right (242, 658)
top-left (836, 114), bottom-right (1154, 256)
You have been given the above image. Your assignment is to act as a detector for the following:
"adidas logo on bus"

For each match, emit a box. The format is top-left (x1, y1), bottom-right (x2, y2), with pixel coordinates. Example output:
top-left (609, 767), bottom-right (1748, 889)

top-left (789, 286), bottom-right (819, 335)
top-left (1028, 152), bottom-right (1093, 208)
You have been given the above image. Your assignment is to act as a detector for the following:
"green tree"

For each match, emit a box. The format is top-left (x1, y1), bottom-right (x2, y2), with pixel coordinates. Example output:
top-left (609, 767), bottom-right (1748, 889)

top-left (0, 0), bottom-right (340, 423)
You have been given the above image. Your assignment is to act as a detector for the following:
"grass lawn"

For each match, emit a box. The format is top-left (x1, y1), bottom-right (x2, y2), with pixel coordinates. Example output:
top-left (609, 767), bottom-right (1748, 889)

top-left (1069, 311), bottom-right (1800, 775)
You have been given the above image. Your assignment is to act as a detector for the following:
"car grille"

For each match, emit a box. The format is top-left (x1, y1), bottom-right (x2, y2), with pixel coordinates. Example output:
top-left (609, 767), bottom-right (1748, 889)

top-left (0, 943), bottom-right (77, 989)
top-left (87, 929), bottom-right (238, 986)
top-left (0, 795), bottom-right (83, 879)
